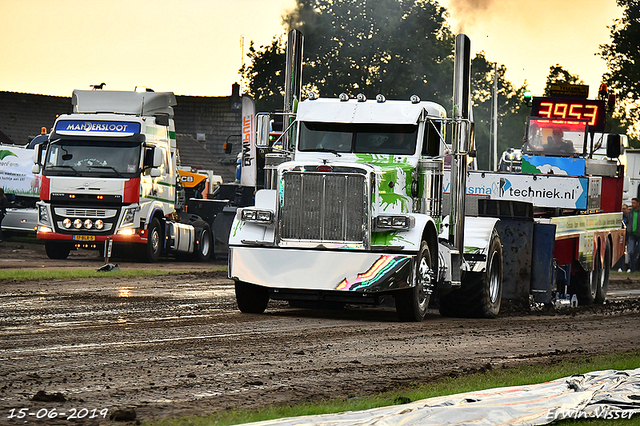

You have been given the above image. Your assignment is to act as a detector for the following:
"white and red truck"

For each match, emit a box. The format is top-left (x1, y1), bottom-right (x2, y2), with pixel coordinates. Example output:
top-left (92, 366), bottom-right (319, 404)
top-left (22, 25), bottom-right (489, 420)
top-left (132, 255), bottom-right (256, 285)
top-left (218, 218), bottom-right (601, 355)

top-left (33, 90), bottom-right (212, 262)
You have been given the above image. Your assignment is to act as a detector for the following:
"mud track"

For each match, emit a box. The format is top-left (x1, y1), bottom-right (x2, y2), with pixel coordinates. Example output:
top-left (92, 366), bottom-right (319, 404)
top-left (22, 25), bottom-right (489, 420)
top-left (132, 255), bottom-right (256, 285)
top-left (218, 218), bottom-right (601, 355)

top-left (0, 241), bottom-right (639, 424)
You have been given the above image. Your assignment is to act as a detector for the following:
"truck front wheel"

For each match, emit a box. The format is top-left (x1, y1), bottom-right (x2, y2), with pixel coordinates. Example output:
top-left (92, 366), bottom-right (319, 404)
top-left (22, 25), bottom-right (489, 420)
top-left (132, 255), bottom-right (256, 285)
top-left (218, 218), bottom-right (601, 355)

top-left (395, 241), bottom-right (433, 322)
top-left (45, 242), bottom-right (71, 260)
top-left (145, 218), bottom-right (162, 263)
top-left (235, 281), bottom-right (269, 314)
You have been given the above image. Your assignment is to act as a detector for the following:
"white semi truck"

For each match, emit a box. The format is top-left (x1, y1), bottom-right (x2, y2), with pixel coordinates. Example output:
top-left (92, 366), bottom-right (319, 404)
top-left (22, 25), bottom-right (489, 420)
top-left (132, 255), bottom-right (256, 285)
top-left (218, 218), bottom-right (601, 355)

top-left (228, 35), bottom-right (504, 321)
top-left (33, 90), bottom-right (213, 262)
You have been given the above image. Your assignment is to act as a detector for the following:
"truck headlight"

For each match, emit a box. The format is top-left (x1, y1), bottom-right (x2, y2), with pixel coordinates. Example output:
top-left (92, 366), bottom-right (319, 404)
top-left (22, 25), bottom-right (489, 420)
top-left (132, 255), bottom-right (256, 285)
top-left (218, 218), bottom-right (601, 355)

top-left (38, 205), bottom-right (51, 226)
top-left (121, 207), bottom-right (136, 227)
top-left (241, 209), bottom-right (274, 224)
top-left (375, 215), bottom-right (415, 231)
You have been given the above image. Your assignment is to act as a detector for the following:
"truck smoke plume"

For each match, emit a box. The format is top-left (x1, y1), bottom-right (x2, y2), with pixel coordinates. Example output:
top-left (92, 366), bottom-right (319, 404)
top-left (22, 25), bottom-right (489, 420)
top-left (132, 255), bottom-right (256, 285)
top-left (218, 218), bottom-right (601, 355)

top-left (445, 0), bottom-right (495, 33)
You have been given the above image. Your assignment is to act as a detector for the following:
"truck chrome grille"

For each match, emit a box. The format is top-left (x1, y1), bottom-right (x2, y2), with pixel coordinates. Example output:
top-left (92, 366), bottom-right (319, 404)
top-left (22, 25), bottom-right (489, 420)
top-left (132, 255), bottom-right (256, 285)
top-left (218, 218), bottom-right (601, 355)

top-left (54, 208), bottom-right (116, 218)
top-left (280, 172), bottom-right (366, 242)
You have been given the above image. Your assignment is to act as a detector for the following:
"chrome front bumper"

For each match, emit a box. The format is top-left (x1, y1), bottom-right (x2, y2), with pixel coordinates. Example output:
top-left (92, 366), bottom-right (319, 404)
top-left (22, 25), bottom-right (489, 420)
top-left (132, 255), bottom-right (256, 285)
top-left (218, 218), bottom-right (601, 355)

top-left (229, 246), bottom-right (414, 293)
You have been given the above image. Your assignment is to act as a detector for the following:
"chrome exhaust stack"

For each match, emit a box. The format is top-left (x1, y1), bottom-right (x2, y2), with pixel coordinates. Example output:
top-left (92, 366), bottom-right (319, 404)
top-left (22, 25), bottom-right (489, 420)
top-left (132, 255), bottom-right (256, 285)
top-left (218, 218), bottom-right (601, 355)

top-left (449, 34), bottom-right (472, 253)
top-left (282, 29), bottom-right (304, 151)
top-left (264, 29), bottom-right (304, 190)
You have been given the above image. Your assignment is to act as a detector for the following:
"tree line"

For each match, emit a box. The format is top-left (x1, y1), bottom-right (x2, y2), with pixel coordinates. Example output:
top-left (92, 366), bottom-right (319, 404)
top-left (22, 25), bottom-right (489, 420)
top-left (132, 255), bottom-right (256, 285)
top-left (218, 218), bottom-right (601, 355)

top-left (241, 0), bottom-right (639, 169)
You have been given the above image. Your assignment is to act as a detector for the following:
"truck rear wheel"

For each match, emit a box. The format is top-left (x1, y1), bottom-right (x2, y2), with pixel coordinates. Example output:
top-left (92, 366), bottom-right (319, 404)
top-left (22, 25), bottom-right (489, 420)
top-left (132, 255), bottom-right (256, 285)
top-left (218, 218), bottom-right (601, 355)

top-left (595, 241), bottom-right (611, 304)
top-left (439, 229), bottom-right (503, 318)
top-left (395, 241), bottom-right (433, 322)
top-left (235, 281), bottom-right (269, 314)
top-left (573, 248), bottom-right (601, 305)
top-left (145, 218), bottom-right (162, 263)
top-left (45, 242), bottom-right (72, 260)
top-left (192, 221), bottom-right (212, 262)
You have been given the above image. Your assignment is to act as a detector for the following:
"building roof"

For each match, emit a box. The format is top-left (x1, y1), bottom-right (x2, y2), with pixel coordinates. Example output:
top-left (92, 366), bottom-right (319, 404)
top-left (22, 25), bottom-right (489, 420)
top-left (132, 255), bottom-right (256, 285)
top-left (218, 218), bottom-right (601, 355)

top-left (1, 90), bottom-right (242, 184)
top-left (0, 91), bottom-right (70, 145)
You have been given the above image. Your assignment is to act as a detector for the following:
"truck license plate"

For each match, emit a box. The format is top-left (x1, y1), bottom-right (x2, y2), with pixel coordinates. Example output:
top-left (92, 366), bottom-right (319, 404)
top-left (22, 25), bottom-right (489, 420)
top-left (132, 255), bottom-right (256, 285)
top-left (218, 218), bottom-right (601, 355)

top-left (73, 235), bottom-right (95, 241)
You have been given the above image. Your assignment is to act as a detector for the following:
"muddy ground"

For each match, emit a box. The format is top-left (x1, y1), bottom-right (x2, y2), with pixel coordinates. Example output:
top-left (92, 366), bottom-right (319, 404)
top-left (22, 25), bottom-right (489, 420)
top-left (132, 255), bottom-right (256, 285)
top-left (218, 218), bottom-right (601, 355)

top-left (1, 240), bottom-right (639, 424)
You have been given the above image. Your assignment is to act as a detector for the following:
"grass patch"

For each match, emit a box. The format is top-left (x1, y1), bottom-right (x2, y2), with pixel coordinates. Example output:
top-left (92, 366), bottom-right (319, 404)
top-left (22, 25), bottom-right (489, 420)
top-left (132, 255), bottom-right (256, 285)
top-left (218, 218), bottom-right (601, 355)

top-left (0, 267), bottom-right (224, 282)
top-left (147, 351), bottom-right (640, 426)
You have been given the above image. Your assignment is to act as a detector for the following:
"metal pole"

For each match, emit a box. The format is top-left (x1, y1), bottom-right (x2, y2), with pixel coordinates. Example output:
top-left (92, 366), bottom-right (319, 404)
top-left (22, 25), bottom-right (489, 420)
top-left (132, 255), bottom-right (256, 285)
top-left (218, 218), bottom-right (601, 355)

top-left (493, 62), bottom-right (498, 170)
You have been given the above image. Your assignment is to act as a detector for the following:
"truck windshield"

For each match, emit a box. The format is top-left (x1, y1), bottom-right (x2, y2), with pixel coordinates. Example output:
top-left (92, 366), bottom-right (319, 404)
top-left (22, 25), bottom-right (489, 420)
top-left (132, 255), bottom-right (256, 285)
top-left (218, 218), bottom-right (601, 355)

top-left (299, 122), bottom-right (418, 155)
top-left (43, 139), bottom-right (142, 177)
top-left (522, 118), bottom-right (587, 157)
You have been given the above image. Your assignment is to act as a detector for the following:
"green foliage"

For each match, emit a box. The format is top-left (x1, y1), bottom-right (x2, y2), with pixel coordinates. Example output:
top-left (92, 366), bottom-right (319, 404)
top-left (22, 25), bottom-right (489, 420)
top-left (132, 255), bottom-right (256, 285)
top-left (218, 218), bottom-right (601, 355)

top-left (543, 64), bottom-right (584, 96)
top-left (241, 37), bottom-right (286, 112)
top-left (471, 52), bottom-right (529, 169)
top-left (239, 0), bottom-right (558, 169)
top-left (600, 0), bottom-right (640, 143)
top-left (0, 268), bottom-right (194, 282)
top-left (283, 0), bottom-right (455, 106)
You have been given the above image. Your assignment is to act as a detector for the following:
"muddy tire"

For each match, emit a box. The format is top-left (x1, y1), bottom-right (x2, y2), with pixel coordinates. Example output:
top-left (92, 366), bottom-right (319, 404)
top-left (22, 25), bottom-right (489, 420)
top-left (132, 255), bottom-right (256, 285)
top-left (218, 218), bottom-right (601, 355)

top-left (395, 241), bottom-right (433, 322)
top-left (144, 218), bottom-right (162, 263)
top-left (595, 240), bottom-right (611, 304)
top-left (192, 221), bottom-right (212, 262)
top-left (45, 242), bottom-right (71, 260)
top-left (439, 229), bottom-right (503, 318)
top-left (572, 248), bottom-right (601, 306)
top-left (235, 281), bottom-right (269, 314)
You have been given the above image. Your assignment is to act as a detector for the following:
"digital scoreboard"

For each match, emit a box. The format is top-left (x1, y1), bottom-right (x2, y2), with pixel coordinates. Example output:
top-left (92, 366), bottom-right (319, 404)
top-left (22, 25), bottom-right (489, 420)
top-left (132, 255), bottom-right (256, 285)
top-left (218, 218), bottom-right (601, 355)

top-left (531, 97), bottom-right (606, 132)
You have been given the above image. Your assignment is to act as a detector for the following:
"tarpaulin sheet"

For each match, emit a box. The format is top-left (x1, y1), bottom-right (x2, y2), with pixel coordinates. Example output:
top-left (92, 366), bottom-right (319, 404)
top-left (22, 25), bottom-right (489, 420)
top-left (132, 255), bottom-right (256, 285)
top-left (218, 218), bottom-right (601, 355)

top-left (239, 368), bottom-right (640, 425)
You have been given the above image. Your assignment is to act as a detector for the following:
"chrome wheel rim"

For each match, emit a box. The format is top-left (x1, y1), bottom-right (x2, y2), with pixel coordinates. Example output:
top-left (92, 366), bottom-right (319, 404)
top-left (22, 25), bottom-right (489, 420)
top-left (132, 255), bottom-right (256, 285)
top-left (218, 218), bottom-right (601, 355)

top-left (417, 256), bottom-right (431, 311)
top-left (151, 229), bottom-right (159, 253)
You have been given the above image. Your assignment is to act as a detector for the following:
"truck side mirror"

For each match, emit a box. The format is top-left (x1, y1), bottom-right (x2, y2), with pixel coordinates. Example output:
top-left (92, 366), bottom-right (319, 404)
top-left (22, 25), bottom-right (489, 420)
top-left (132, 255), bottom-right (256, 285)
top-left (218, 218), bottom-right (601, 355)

top-left (255, 114), bottom-right (271, 148)
top-left (32, 143), bottom-right (42, 165)
top-left (31, 144), bottom-right (43, 173)
top-left (606, 134), bottom-right (621, 158)
top-left (223, 142), bottom-right (232, 154)
top-left (153, 148), bottom-right (163, 168)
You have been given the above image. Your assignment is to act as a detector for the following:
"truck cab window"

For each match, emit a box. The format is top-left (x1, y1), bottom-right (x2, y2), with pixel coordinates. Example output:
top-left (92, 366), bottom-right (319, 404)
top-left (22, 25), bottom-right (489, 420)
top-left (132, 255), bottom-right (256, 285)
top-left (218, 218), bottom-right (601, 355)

top-left (299, 122), bottom-right (417, 155)
top-left (43, 140), bottom-right (142, 177)
top-left (422, 121), bottom-right (441, 157)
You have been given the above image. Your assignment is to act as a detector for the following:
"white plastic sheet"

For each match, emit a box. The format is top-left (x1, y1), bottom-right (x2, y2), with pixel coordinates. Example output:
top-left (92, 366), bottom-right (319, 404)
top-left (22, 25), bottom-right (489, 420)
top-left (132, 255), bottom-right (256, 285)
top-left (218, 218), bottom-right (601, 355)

top-left (238, 368), bottom-right (640, 425)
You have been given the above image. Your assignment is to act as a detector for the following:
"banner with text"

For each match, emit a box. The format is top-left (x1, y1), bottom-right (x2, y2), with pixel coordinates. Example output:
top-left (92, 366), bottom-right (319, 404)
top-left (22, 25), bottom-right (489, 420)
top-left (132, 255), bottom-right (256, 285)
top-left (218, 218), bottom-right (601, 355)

top-left (0, 145), bottom-right (40, 197)
top-left (442, 171), bottom-right (589, 209)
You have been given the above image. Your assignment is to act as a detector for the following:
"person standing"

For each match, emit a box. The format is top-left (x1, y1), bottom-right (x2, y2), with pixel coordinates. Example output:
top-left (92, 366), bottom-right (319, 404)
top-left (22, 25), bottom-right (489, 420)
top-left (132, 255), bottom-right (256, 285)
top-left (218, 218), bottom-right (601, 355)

top-left (626, 198), bottom-right (640, 272)
top-left (0, 188), bottom-right (9, 242)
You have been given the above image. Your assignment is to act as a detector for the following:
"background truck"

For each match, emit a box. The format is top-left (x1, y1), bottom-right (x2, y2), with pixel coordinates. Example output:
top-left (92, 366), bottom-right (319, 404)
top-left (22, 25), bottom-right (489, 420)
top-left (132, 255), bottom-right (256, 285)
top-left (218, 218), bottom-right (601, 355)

top-left (228, 34), bottom-right (505, 321)
top-left (33, 90), bottom-right (213, 262)
top-left (445, 83), bottom-right (625, 307)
